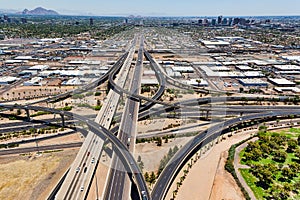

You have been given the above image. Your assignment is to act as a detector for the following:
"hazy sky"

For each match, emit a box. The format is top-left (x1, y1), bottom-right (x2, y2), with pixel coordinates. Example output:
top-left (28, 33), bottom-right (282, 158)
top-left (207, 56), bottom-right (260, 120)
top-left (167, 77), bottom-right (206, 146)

top-left (1, 0), bottom-right (300, 16)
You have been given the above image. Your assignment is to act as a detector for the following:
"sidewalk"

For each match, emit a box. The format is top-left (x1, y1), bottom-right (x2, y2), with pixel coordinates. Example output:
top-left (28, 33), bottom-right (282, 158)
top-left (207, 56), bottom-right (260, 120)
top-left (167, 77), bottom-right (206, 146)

top-left (234, 137), bottom-right (258, 200)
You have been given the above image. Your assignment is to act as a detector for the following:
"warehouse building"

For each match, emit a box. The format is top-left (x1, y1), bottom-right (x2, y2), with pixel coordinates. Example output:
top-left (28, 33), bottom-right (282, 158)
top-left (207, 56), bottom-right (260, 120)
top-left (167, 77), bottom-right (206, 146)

top-left (0, 76), bottom-right (20, 85)
top-left (268, 78), bottom-right (296, 87)
top-left (172, 66), bottom-right (194, 73)
top-left (165, 68), bottom-right (182, 78)
top-left (235, 65), bottom-right (254, 71)
top-left (28, 65), bottom-right (49, 72)
top-left (238, 79), bottom-right (268, 87)
top-left (23, 77), bottom-right (43, 86)
top-left (273, 65), bottom-right (300, 71)
top-left (185, 79), bottom-right (208, 87)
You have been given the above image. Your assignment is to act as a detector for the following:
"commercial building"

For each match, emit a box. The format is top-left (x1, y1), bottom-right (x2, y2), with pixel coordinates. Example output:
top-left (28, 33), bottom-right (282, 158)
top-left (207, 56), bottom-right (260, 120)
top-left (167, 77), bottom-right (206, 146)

top-left (200, 40), bottom-right (230, 48)
top-left (28, 65), bottom-right (49, 71)
top-left (165, 68), bottom-right (182, 78)
top-left (243, 71), bottom-right (264, 78)
top-left (273, 65), bottom-right (300, 71)
top-left (185, 79), bottom-right (208, 87)
top-left (14, 56), bottom-right (35, 60)
top-left (282, 56), bottom-right (300, 62)
top-left (268, 78), bottom-right (296, 87)
top-left (274, 87), bottom-right (300, 94)
top-left (238, 79), bottom-right (268, 87)
top-left (18, 70), bottom-right (38, 78)
top-left (235, 65), bottom-right (254, 71)
top-left (23, 77), bottom-right (43, 86)
top-left (0, 76), bottom-right (20, 85)
top-left (210, 66), bottom-right (231, 71)
top-left (141, 79), bottom-right (159, 85)
top-left (171, 66), bottom-right (194, 73)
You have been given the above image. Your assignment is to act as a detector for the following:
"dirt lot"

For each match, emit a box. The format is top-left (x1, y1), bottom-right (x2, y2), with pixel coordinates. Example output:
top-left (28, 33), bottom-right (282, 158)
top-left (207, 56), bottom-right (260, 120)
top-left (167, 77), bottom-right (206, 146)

top-left (209, 151), bottom-right (245, 200)
top-left (167, 132), bottom-right (251, 200)
top-left (135, 137), bottom-right (192, 172)
top-left (0, 149), bottom-right (78, 200)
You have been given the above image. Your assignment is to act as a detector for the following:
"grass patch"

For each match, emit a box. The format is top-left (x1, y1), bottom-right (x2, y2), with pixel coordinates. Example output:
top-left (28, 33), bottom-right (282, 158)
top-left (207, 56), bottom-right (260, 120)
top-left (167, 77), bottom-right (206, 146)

top-left (240, 169), bottom-right (266, 200)
top-left (240, 130), bottom-right (300, 199)
top-left (289, 128), bottom-right (300, 135)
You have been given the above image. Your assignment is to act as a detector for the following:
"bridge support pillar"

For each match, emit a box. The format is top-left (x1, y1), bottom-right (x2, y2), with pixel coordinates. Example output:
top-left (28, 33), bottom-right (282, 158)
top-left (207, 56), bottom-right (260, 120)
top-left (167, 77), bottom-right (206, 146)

top-left (60, 114), bottom-right (65, 128)
top-left (25, 109), bottom-right (30, 121)
top-left (206, 110), bottom-right (209, 119)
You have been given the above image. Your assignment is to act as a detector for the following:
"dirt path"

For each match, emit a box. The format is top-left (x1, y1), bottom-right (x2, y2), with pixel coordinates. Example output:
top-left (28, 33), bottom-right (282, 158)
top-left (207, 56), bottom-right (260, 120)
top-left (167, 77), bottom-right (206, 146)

top-left (167, 131), bottom-right (252, 200)
top-left (234, 138), bottom-right (258, 200)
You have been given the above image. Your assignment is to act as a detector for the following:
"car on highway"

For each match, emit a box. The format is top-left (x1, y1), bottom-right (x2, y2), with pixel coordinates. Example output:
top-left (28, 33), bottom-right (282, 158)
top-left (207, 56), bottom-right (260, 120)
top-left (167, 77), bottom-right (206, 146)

top-left (80, 186), bottom-right (84, 191)
top-left (91, 157), bottom-right (95, 164)
top-left (84, 167), bottom-right (87, 173)
top-left (141, 191), bottom-right (148, 200)
top-left (76, 167), bottom-right (80, 173)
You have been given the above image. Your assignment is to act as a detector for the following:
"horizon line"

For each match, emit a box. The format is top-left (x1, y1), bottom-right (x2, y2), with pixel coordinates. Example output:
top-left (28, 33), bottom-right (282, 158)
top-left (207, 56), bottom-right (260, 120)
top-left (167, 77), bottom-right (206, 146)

top-left (3, 13), bottom-right (300, 18)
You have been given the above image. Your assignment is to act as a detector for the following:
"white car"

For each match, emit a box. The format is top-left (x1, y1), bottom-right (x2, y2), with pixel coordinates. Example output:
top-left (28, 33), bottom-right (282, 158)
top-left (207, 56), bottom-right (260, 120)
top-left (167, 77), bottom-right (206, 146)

top-left (76, 167), bottom-right (80, 173)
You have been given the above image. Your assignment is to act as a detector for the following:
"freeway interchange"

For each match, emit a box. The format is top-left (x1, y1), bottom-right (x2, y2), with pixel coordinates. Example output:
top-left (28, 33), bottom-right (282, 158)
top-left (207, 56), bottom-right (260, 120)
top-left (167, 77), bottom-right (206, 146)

top-left (1, 33), bottom-right (300, 200)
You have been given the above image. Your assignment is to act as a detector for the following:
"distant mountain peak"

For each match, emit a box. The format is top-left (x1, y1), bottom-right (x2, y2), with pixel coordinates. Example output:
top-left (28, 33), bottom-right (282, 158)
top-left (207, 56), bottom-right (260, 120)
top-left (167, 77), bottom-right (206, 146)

top-left (21, 7), bottom-right (59, 15)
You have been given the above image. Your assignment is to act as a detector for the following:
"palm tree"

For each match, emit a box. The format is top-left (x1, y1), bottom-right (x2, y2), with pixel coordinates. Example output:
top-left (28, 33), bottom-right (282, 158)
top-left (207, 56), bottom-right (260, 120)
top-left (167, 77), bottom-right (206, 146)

top-left (176, 182), bottom-right (181, 190)
top-left (180, 176), bottom-right (185, 183)
top-left (187, 163), bottom-right (191, 169)
top-left (173, 190), bottom-right (178, 198)
top-left (183, 169), bottom-right (188, 176)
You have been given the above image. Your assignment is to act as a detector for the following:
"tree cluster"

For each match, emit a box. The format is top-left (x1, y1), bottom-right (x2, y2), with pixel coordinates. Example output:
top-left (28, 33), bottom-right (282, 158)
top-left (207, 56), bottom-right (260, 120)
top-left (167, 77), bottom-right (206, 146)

top-left (242, 131), bottom-right (300, 199)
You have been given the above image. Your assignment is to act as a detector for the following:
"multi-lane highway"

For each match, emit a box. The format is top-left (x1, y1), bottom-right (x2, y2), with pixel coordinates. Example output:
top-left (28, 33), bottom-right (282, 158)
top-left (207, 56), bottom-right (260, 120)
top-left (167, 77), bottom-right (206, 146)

top-left (56, 37), bottom-right (138, 200)
top-left (104, 35), bottom-right (147, 200)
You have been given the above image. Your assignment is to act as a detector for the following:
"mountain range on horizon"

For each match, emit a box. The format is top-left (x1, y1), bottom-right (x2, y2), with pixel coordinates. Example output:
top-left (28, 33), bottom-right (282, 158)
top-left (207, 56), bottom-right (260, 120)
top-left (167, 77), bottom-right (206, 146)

top-left (20, 7), bottom-right (59, 15)
top-left (0, 7), bottom-right (59, 16)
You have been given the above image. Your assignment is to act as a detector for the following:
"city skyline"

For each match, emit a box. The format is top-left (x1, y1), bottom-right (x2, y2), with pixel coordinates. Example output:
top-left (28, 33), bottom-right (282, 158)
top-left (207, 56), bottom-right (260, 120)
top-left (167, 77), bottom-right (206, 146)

top-left (0, 0), bottom-right (300, 16)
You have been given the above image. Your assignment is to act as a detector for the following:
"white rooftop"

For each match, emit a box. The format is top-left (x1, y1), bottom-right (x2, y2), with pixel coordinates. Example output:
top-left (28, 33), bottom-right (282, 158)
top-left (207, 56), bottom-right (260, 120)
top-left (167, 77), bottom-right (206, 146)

top-left (210, 66), bottom-right (231, 71)
top-left (282, 56), bottom-right (300, 62)
top-left (243, 71), bottom-right (264, 77)
top-left (268, 78), bottom-right (296, 85)
top-left (201, 40), bottom-right (230, 46)
top-left (172, 66), bottom-right (194, 72)
top-left (28, 65), bottom-right (49, 71)
top-left (141, 79), bottom-right (159, 85)
top-left (14, 56), bottom-right (34, 60)
top-left (236, 65), bottom-right (254, 71)
top-left (273, 65), bottom-right (300, 71)
top-left (0, 76), bottom-right (20, 84)
top-left (239, 78), bottom-right (268, 84)
top-left (185, 79), bottom-right (208, 87)
top-left (4, 60), bottom-right (28, 64)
